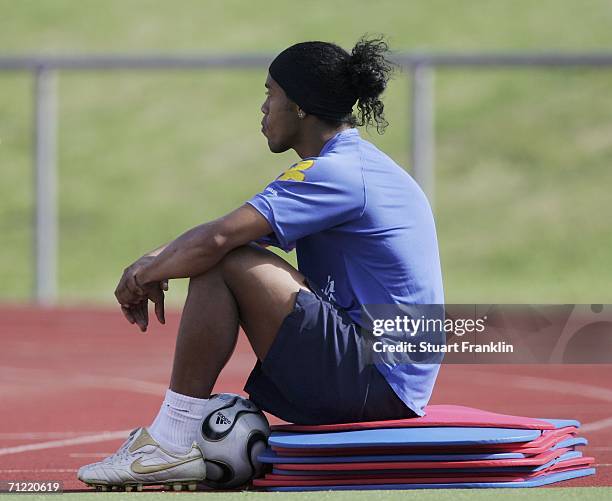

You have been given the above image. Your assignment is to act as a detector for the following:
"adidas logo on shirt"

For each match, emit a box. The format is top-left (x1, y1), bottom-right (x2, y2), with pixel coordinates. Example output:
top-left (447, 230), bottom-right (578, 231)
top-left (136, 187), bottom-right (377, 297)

top-left (215, 412), bottom-right (231, 425)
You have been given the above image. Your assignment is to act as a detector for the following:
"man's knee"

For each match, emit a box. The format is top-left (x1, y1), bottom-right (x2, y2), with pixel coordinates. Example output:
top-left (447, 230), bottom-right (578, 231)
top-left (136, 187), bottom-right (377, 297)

top-left (187, 245), bottom-right (262, 286)
top-left (187, 264), bottom-right (223, 295)
top-left (189, 243), bottom-right (304, 295)
top-left (219, 244), bottom-right (278, 278)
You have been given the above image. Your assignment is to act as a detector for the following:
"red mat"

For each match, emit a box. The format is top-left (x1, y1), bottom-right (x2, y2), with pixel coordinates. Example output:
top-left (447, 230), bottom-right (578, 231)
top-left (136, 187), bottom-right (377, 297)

top-left (272, 405), bottom-right (555, 432)
top-left (253, 464), bottom-right (594, 488)
top-left (273, 447), bottom-right (572, 472)
top-left (267, 457), bottom-right (594, 481)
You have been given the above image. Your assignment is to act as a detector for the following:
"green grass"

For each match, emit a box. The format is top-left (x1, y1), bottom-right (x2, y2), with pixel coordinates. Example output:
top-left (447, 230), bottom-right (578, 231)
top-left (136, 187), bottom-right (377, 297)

top-left (2, 487), bottom-right (611, 500)
top-left (1, 0), bottom-right (612, 304)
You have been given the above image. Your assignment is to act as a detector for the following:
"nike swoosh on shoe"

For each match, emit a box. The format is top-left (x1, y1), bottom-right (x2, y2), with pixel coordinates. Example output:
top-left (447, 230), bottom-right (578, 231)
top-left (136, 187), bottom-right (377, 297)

top-left (130, 456), bottom-right (202, 475)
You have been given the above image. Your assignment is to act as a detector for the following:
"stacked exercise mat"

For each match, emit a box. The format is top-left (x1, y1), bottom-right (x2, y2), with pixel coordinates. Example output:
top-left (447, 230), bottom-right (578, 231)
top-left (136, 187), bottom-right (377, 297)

top-left (254, 405), bottom-right (595, 491)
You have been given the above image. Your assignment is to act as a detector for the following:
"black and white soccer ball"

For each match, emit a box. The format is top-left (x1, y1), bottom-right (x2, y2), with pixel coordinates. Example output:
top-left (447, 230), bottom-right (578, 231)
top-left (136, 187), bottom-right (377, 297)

top-left (197, 393), bottom-right (270, 488)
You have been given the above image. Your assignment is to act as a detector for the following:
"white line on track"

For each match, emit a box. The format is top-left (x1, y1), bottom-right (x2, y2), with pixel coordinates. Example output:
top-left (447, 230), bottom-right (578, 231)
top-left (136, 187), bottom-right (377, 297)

top-left (79, 375), bottom-right (167, 395)
top-left (1, 366), bottom-right (168, 397)
top-left (454, 369), bottom-right (612, 433)
top-left (582, 417), bottom-right (612, 433)
top-left (0, 430), bottom-right (131, 457)
top-left (69, 452), bottom-right (111, 458)
top-left (0, 431), bottom-right (117, 440)
top-left (0, 469), bottom-right (76, 473)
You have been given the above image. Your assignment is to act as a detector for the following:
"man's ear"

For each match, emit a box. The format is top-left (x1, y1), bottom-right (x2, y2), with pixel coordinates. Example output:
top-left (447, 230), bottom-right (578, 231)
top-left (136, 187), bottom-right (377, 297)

top-left (284, 99), bottom-right (300, 114)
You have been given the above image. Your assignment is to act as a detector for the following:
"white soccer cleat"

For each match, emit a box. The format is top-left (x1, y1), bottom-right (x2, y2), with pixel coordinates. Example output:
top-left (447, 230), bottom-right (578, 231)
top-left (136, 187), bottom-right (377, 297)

top-left (77, 427), bottom-right (206, 491)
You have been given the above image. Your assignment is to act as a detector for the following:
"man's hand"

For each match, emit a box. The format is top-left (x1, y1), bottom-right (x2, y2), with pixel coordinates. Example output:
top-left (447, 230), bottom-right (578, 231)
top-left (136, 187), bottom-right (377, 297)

top-left (121, 300), bottom-right (148, 332)
top-left (115, 256), bottom-right (168, 331)
top-left (115, 256), bottom-right (153, 305)
top-left (115, 204), bottom-right (272, 331)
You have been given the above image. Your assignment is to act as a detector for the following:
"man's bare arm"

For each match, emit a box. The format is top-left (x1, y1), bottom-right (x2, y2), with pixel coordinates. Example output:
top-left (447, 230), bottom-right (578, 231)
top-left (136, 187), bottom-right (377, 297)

top-left (114, 204), bottom-right (272, 331)
top-left (136, 204), bottom-right (272, 286)
top-left (144, 243), bottom-right (169, 258)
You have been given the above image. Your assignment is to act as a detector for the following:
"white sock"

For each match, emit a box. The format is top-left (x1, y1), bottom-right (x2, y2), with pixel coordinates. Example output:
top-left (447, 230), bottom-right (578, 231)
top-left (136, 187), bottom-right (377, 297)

top-left (149, 389), bottom-right (209, 454)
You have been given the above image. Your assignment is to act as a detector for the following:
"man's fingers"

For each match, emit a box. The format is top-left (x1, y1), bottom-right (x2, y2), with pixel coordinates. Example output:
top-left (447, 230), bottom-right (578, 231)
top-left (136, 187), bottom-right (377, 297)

top-left (140, 301), bottom-right (149, 332)
top-left (124, 291), bottom-right (164, 331)
top-left (132, 302), bottom-right (147, 332)
top-left (142, 283), bottom-right (165, 326)
top-left (115, 280), bottom-right (131, 305)
top-left (154, 294), bottom-right (166, 325)
top-left (116, 278), bottom-right (143, 306)
top-left (125, 276), bottom-right (145, 302)
top-left (121, 305), bottom-right (136, 324)
top-left (131, 305), bottom-right (143, 329)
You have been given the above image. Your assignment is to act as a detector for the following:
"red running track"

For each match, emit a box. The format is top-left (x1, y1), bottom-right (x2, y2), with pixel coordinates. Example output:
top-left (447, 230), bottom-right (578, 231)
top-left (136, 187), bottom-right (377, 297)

top-left (0, 305), bottom-right (610, 491)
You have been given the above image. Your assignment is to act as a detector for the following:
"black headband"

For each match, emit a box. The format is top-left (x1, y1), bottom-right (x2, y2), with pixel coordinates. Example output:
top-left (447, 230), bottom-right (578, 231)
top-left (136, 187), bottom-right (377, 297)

top-left (269, 42), bottom-right (358, 121)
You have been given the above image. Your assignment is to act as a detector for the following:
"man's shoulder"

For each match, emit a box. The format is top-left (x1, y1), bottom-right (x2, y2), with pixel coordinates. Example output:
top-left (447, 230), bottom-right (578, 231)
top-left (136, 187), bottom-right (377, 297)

top-left (276, 153), bottom-right (363, 187)
top-left (276, 159), bottom-right (318, 182)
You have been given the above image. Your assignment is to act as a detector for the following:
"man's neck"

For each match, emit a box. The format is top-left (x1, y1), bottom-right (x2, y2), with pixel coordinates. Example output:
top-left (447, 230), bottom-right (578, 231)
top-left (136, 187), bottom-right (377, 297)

top-left (293, 124), bottom-right (351, 159)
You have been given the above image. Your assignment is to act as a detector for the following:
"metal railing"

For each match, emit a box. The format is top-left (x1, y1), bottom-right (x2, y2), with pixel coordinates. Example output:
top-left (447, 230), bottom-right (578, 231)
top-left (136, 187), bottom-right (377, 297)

top-left (2, 52), bottom-right (612, 304)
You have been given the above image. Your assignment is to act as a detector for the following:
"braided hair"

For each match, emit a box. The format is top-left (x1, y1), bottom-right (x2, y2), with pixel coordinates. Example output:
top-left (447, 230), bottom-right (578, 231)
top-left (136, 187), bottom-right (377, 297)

top-left (269, 36), bottom-right (394, 133)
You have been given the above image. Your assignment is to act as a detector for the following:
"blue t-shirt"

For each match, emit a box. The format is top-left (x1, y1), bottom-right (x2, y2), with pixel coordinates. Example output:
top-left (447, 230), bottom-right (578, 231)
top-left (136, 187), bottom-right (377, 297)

top-left (247, 128), bottom-right (444, 415)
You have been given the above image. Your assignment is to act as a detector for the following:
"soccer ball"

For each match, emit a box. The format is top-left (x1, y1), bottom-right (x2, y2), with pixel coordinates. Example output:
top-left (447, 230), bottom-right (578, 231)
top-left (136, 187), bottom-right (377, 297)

top-left (197, 393), bottom-right (270, 488)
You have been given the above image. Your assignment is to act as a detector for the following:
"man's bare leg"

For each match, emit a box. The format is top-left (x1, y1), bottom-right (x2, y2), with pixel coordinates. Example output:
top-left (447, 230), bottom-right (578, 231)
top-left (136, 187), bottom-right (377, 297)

top-left (169, 244), bottom-right (309, 398)
top-left (168, 267), bottom-right (239, 398)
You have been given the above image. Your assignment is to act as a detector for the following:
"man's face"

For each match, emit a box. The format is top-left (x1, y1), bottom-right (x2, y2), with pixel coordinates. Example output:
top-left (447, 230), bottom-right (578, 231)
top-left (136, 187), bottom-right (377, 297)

top-left (261, 74), bottom-right (300, 153)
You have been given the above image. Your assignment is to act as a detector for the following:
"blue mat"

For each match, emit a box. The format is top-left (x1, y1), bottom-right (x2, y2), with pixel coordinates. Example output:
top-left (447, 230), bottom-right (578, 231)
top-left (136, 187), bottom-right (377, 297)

top-left (259, 437), bottom-right (587, 464)
top-left (271, 451), bottom-right (584, 476)
top-left (553, 437), bottom-right (588, 450)
top-left (530, 451), bottom-right (582, 472)
top-left (261, 467), bottom-right (595, 490)
top-left (269, 427), bottom-right (542, 449)
top-left (260, 449), bottom-right (525, 463)
top-left (540, 418), bottom-right (580, 428)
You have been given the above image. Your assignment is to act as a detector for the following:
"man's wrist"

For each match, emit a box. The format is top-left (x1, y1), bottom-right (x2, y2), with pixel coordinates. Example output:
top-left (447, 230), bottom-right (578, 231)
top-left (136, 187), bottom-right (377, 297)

top-left (136, 266), bottom-right (153, 286)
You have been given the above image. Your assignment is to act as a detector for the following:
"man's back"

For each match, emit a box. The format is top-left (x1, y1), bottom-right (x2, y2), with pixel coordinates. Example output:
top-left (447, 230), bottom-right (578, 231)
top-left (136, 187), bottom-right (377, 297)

top-left (296, 129), bottom-right (444, 319)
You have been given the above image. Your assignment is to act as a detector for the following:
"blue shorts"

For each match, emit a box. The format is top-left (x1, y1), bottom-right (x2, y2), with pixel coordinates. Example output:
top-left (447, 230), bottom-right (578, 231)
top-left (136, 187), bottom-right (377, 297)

top-left (244, 280), bottom-right (417, 425)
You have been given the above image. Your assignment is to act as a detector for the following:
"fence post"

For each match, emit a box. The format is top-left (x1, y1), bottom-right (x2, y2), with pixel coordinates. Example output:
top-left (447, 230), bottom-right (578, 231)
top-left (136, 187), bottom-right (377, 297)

top-left (410, 64), bottom-right (435, 207)
top-left (33, 66), bottom-right (58, 305)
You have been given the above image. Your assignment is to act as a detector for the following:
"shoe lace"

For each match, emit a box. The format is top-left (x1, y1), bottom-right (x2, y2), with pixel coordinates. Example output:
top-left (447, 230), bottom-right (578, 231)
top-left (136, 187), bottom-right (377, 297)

top-left (101, 428), bottom-right (139, 464)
